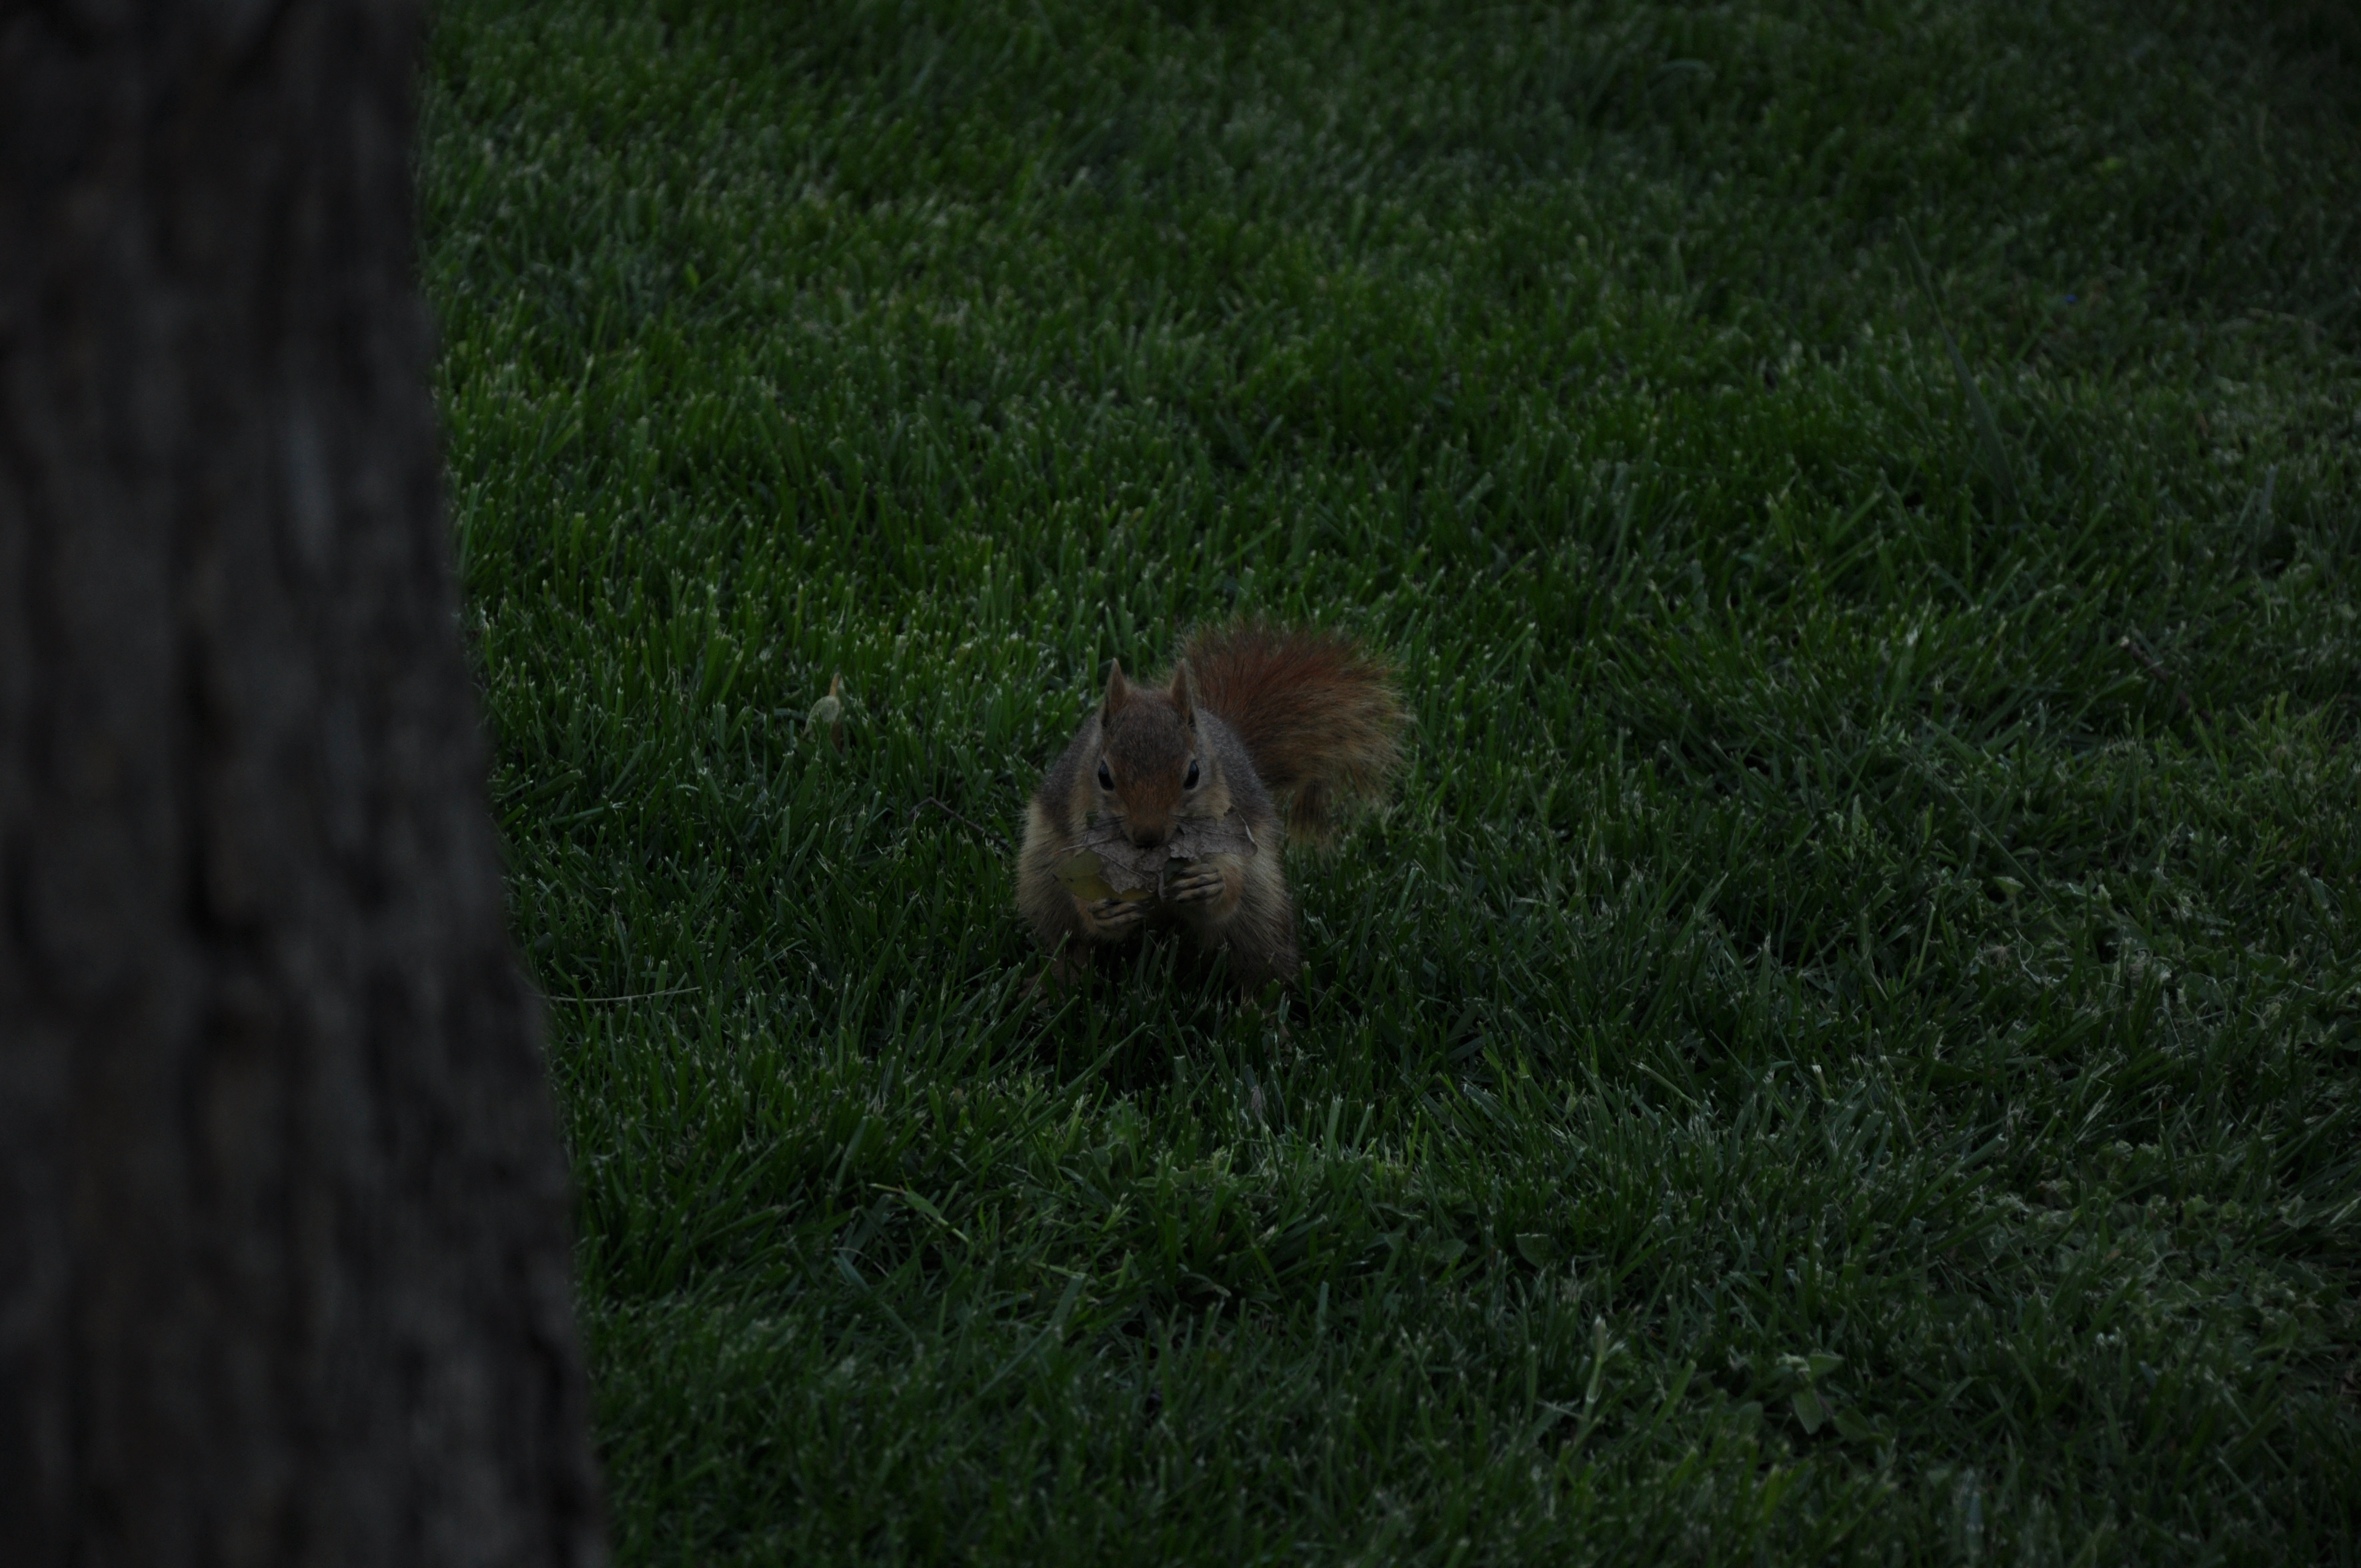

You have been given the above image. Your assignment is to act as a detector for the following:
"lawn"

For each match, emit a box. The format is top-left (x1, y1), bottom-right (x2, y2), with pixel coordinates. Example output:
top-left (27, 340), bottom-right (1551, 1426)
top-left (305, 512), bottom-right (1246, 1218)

top-left (419, 0), bottom-right (2361, 1560)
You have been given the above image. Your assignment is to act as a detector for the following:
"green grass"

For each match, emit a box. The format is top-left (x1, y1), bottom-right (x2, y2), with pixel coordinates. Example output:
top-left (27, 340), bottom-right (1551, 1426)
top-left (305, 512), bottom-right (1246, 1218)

top-left (420, 0), bottom-right (2361, 1560)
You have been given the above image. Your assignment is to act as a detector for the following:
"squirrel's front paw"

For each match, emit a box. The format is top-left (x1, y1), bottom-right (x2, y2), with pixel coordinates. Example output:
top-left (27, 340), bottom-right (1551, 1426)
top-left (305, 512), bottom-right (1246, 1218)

top-left (1078, 894), bottom-right (1149, 938)
top-left (1164, 866), bottom-right (1226, 906)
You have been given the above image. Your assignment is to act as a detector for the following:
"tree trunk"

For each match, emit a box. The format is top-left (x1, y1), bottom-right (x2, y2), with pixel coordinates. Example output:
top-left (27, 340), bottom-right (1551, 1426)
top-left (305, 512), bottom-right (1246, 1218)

top-left (0, 3), bottom-right (605, 1562)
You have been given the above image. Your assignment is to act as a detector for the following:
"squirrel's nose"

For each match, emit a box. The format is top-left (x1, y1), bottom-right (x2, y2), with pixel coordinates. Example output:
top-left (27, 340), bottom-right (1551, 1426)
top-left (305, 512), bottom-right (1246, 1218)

top-left (1128, 823), bottom-right (1170, 848)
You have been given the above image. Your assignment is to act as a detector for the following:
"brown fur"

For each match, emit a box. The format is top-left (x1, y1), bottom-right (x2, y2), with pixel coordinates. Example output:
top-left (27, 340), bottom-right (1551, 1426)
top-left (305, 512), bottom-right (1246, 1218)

top-left (1179, 620), bottom-right (1404, 847)
top-left (1015, 621), bottom-right (1404, 992)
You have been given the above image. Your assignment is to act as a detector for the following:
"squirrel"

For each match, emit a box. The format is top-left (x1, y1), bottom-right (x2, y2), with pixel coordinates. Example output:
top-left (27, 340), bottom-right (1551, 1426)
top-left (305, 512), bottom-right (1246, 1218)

top-left (1017, 620), bottom-right (1405, 991)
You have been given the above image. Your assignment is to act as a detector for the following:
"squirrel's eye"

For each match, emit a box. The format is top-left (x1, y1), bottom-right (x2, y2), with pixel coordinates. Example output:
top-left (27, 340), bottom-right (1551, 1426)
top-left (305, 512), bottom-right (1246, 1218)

top-left (1184, 759), bottom-right (1200, 789)
top-left (1097, 760), bottom-right (1114, 790)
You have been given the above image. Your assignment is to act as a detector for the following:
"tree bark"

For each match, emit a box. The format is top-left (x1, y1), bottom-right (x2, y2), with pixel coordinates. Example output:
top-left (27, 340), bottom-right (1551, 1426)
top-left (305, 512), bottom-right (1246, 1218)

top-left (0, 3), bottom-right (605, 1562)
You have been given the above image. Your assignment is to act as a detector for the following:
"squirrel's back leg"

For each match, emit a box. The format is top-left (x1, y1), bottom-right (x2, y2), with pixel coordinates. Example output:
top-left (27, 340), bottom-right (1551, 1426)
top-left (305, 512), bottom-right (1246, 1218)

top-left (1018, 797), bottom-right (1150, 987)
top-left (1212, 853), bottom-right (1297, 992)
top-left (1016, 799), bottom-right (1082, 949)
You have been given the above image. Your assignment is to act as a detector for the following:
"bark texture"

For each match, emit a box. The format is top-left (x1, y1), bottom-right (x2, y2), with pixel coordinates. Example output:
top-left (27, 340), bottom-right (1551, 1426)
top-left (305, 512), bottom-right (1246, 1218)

top-left (0, 2), bottom-right (605, 1562)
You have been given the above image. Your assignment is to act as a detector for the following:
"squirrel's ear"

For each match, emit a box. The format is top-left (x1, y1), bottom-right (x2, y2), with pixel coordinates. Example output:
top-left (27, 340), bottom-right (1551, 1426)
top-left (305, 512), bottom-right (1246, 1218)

top-left (1103, 658), bottom-right (1131, 717)
top-left (1168, 660), bottom-right (1196, 725)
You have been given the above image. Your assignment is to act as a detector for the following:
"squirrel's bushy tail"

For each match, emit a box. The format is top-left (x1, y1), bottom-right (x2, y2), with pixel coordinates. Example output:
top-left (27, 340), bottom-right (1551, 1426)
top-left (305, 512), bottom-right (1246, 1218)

top-left (1179, 619), bottom-right (1405, 848)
